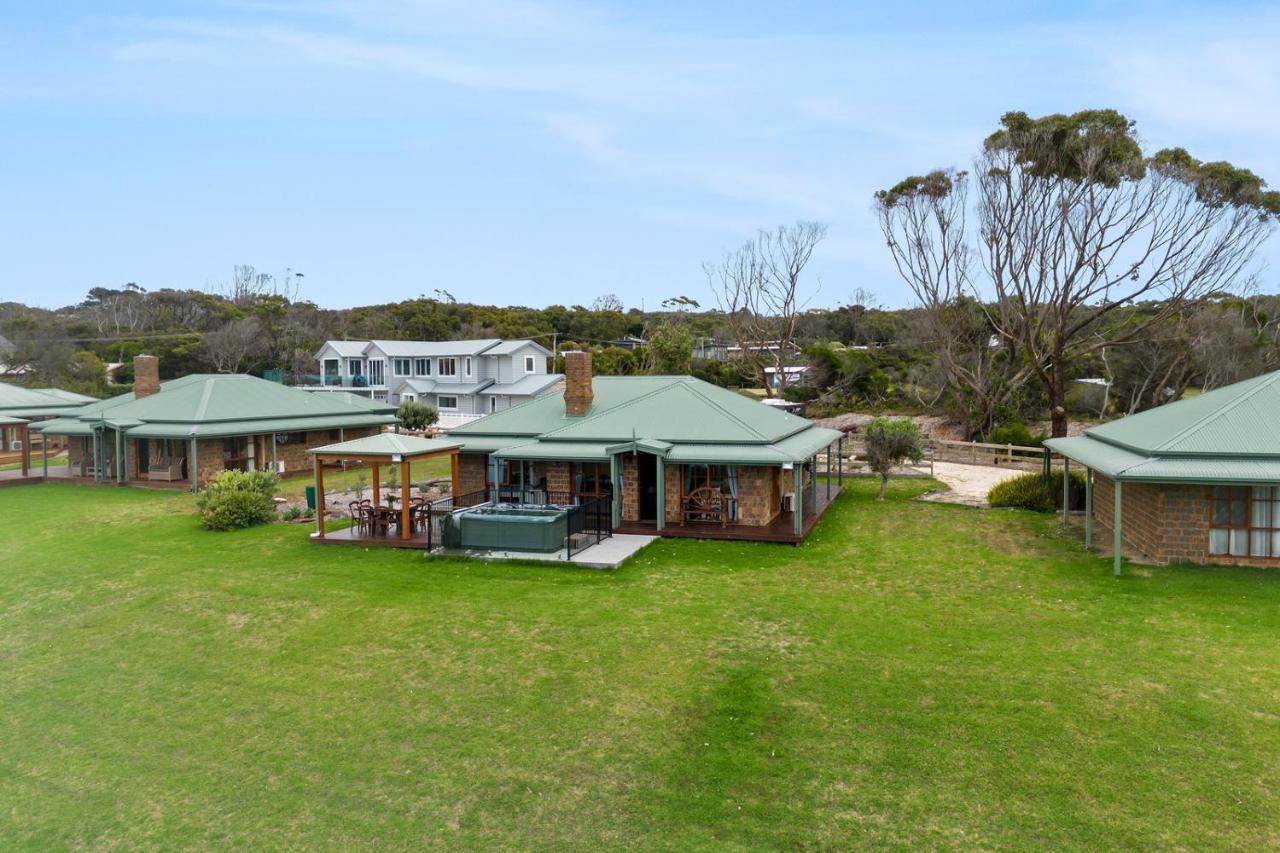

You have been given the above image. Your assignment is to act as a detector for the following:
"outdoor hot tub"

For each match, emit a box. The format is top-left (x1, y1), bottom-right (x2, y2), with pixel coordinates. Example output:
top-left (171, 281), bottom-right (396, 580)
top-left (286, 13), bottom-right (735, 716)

top-left (454, 504), bottom-right (570, 552)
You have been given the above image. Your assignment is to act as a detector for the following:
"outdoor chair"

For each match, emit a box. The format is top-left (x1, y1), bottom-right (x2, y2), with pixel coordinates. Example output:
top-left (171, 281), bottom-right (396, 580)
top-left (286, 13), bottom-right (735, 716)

top-left (148, 457), bottom-right (184, 481)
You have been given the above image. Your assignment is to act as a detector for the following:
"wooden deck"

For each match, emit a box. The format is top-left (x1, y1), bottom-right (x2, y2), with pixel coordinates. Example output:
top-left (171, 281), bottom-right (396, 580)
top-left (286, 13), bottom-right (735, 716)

top-left (311, 526), bottom-right (430, 549)
top-left (616, 485), bottom-right (843, 544)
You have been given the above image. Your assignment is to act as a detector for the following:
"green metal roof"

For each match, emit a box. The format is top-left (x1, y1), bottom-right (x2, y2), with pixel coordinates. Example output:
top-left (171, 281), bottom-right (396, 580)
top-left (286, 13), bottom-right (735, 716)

top-left (453, 375), bottom-right (841, 466)
top-left (0, 414), bottom-right (28, 426)
top-left (32, 375), bottom-right (397, 441)
top-left (0, 382), bottom-right (96, 416)
top-left (30, 417), bottom-right (94, 437)
top-left (310, 433), bottom-right (461, 457)
top-left (1085, 371), bottom-right (1280, 457)
top-left (492, 441), bottom-right (613, 461)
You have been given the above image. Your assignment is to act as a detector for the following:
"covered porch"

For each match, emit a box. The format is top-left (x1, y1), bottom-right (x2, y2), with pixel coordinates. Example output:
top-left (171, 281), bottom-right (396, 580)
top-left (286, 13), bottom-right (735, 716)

top-left (309, 433), bottom-right (463, 547)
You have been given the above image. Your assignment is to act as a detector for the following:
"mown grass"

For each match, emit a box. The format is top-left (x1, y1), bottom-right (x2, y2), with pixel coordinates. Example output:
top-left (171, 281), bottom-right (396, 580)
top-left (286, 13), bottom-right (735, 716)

top-left (1, 480), bottom-right (1277, 849)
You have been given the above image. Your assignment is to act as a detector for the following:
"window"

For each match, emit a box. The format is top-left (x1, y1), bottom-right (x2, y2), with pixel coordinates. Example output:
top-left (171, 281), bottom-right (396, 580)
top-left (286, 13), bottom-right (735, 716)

top-left (369, 359), bottom-right (385, 385)
top-left (524, 355), bottom-right (536, 373)
top-left (414, 358), bottom-right (430, 376)
top-left (464, 357), bottom-right (473, 376)
top-left (401, 393), bottom-right (416, 402)
top-left (438, 358), bottom-right (457, 377)
top-left (682, 464), bottom-right (739, 522)
top-left (393, 358), bottom-right (411, 376)
top-left (1210, 485), bottom-right (1280, 557)
top-left (490, 396), bottom-right (498, 413)
top-left (346, 359), bottom-right (363, 376)
top-left (573, 462), bottom-right (612, 497)
top-left (437, 395), bottom-right (458, 410)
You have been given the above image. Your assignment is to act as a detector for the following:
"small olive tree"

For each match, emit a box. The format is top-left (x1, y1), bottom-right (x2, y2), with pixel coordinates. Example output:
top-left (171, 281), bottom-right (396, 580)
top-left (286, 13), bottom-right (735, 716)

top-left (397, 400), bottom-right (439, 431)
top-left (864, 417), bottom-right (924, 501)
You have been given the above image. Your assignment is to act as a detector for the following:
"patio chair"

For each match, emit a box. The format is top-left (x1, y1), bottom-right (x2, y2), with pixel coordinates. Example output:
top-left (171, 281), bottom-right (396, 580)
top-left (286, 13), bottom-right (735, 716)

top-left (149, 457), bottom-right (184, 482)
top-left (349, 501), bottom-right (372, 535)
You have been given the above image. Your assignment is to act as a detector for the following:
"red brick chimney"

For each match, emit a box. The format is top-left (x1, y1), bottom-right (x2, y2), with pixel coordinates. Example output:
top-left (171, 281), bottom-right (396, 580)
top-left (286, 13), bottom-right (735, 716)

top-left (134, 354), bottom-right (161, 399)
top-left (563, 350), bottom-right (593, 417)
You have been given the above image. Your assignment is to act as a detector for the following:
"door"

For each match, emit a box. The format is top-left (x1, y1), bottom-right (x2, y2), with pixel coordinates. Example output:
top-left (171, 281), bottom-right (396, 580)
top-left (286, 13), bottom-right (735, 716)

top-left (136, 438), bottom-right (150, 478)
top-left (638, 453), bottom-right (658, 522)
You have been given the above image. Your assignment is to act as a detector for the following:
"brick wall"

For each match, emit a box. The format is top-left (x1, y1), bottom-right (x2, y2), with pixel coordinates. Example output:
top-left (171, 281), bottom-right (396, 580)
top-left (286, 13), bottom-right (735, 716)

top-left (621, 453), bottom-right (639, 521)
top-left (737, 466), bottom-right (782, 526)
top-left (664, 463), bottom-right (681, 521)
top-left (1092, 475), bottom-right (1213, 565)
top-left (543, 461), bottom-right (572, 497)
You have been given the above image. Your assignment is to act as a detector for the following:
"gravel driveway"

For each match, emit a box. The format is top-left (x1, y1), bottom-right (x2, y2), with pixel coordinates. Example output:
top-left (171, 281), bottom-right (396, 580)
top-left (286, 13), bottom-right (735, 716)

top-left (919, 461), bottom-right (1028, 507)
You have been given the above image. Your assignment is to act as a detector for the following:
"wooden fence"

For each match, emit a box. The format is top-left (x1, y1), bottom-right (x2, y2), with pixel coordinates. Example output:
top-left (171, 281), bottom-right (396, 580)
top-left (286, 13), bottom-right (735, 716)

top-left (822, 438), bottom-right (1057, 476)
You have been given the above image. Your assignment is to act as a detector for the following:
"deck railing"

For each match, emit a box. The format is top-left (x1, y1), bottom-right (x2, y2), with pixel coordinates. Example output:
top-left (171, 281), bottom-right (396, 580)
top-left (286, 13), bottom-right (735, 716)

top-left (422, 488), bottom-right (490, 552)
top-left (424, 486), bottom-right (613, 557)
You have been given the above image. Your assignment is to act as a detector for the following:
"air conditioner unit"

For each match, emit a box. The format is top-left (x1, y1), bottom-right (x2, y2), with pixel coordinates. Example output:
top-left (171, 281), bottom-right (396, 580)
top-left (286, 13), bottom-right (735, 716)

top-left (8, 440), bottom-right (22, 452)
top-left (276, 460), bottom-right (286, 475)
top-left (781, 492), bottom-right (795, 512)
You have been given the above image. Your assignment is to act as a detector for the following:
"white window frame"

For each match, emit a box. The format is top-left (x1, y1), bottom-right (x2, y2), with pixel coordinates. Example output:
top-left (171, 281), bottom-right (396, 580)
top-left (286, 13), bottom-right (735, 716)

top-left (414, 358), bottom-right (430, 376)
top-left (437, 395), bottom-right (459, 411)
top-left (369, 359), bottom-right (386, 386)
top-left (438, 357), bottom-right (457, 377)
top-left (524, 355), bottom-right (536, 374)
top-left (401, 392), bottom-right (416, 402)
top-left (464, 356), bottom-right (473, 377)
top-left (346, 358), bottom-right (363, 376)
top-left (393, 358), bottom-right (411, 377)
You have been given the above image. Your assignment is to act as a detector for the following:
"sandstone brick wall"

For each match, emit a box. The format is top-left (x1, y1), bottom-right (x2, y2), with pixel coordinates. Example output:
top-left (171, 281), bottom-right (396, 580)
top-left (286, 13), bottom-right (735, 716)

top-left (621, 453), bottom-right (639, 522)
top-left (737, 466), bottom-right (782, 526)
top-left (664, 463), bottom-right (681, 521)
top-left (458, 453), bottom-right (488, 495)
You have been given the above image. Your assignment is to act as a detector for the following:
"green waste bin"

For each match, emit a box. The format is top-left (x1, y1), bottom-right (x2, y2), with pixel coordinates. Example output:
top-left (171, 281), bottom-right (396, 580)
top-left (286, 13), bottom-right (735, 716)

top-left (305, 485), bottom-right (316, 510)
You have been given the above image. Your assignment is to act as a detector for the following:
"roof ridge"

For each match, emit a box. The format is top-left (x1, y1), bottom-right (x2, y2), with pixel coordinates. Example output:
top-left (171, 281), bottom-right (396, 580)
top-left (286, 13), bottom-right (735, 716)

top-left (193, 377), bottom-right (218, 422)
top-left (1153, 371), bottom-right (1280, 452)
top-left (682, 379), bottom-right (772, 442)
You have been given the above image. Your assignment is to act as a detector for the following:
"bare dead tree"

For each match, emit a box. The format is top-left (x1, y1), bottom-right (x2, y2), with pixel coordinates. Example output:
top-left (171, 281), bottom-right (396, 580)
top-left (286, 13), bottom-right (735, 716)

top-left (705, 221), bottom-right (827, 397)
top-left (876, 170), bottom-right (1029, 436)
top-left (200, 317), bottom-right (268, 373)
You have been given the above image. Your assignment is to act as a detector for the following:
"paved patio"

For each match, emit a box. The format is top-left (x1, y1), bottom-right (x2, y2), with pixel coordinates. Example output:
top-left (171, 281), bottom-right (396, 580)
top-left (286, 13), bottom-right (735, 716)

top-left (429, 533), bottom-right (658, 569)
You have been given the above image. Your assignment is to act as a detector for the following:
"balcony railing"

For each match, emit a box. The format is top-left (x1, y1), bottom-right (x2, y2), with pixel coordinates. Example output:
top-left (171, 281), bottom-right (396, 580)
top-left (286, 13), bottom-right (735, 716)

top-left (287, 373), bottom-right (378, 389)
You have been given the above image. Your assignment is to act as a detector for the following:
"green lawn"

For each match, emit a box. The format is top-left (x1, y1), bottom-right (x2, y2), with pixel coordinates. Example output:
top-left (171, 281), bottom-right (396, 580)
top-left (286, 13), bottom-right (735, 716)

top-left (1, 480), bottom-right (1278, 849)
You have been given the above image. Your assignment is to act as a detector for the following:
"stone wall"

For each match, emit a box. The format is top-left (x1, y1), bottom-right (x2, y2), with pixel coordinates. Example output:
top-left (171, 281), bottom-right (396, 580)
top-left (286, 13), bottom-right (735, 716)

top-left (458, 453), bottom-right (488, 495)
top-left (737, 466), bottom-right (782, 526)
top-left (664, 463), bottom-right (681, 521)
top-left (621, 453), bottom-right (639, 522)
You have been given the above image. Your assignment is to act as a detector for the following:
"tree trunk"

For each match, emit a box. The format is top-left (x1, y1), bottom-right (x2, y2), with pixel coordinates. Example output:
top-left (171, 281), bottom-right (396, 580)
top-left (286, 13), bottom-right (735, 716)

top-left (877, 475), bottom-right (888, 501)
top-left (1050, 360), bottom-right (1068, 438)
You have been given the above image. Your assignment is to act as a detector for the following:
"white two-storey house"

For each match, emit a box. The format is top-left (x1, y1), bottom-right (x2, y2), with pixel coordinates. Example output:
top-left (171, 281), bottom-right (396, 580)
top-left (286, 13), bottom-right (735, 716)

top-left (309, 338), bottom-right (562, 428)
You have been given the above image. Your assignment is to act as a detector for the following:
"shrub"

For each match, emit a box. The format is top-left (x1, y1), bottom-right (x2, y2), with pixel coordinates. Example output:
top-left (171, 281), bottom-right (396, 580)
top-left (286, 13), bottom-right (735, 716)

top-left (987, 422), bottom-right (1046, 448)
top-left (865, 416), bottom-right (925, 500)
top-left (282, 505), bottom-right (303, 521)
top-left (988, 470), bottom-right (1086, 512)
top-left (397, 400), bottom-right (439, 431)
top-left (196, 470), bottom-right (279, 531)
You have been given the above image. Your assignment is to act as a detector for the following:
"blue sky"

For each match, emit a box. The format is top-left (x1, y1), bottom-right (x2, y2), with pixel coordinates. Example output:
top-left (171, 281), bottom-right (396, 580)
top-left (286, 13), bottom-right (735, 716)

top-left (3, 1), bottom-right (1279, 311)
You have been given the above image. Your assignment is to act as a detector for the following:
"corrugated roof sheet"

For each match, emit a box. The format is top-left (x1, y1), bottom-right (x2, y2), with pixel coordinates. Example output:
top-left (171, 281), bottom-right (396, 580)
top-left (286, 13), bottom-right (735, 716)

top-left (479, 374), bottom-right (563, 396)
top-left (453, 435), bottom-right (530, 454)
top-left (0, 382), bottom-right (95, 415)
top-left (317, 340), bottom-right (371, 359)
top-left (1085, 371), bottom-right (1280, 456)
top-left (1047, 432), bottom-right (1280, 484)
top-left (492, 441), bottom-right (613, 461)
top-left (431, 380), bottom-right (495, 396)
top-left (126, 413), bottom-right (396, 439)
top-left (484, 339), bottom-right (550, 356)
top-left (366, 339), bottom-right (501, 357)
top-left (310, 433), bottom-right (461, 457)
top-left (0, 414), bottom-right (28, 426)
top-left (1044, 436), bottom-right (1151, 478)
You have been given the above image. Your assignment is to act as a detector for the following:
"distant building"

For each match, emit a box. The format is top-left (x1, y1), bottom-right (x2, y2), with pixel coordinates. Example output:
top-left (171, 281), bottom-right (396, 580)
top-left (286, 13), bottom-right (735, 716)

top-left (764, 365), bottom-right (815, 392)
top-left (307, 339), bottom-right (563, 429)
top-left (605, 335), bottom-right (646, 351)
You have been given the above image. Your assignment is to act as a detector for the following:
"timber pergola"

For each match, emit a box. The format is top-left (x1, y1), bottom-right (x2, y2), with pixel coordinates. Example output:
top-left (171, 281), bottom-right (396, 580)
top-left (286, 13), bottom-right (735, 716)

top-left (309, 433), bottom-right (463, 543)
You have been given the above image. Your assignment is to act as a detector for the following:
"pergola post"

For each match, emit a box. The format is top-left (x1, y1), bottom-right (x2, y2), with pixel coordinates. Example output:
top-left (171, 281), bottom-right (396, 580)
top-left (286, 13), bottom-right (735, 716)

top-left (314, 456), bottom-right (326, 537)
top-left (451, 451), bottom-right (461, 497)
top-left (270, 433), bottom-right (278, 474)
top-left (1061, 456), bottom-right (1070, 527)
top-left (372, 463), bottom-right (381, 507)
top-left (655, 457), bottom-right (666, 531)
top-left (1113, 480), bottom-right (1123, 578)
top-left (1084, 468), bottom-right (1093, 548)
top-left (826, 443), bottom-right (832, 501)
top-left (400, 458), bottom-right (411, 541)
top-left (20, 424), bottom-right (30, 477)
top-left (189, 438), bottom-right (199, 493)
top-left (610, 453), bottom-right (621, 527)
top-left (793, 464), bottom-right (804, 536)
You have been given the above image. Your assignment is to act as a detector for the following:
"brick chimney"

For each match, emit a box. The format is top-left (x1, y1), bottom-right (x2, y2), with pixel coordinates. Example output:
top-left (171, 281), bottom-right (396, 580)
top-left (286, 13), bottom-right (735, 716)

top-left (563, 350), bottom-right (594, 417)
top-left (134, 354), bottom-right (161, 399)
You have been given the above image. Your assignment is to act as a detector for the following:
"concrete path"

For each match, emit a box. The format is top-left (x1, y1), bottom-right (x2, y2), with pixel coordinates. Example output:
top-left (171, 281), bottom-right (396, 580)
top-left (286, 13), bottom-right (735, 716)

top-left (919, 461), bottom-right (1026, 507)
top-left (431, 533), bottom-right (658, 569)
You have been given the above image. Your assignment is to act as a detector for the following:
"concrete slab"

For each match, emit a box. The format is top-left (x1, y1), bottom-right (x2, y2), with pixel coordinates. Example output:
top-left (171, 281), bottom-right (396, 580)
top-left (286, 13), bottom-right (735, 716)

top-left (429, 533), bottom-right (658, 569)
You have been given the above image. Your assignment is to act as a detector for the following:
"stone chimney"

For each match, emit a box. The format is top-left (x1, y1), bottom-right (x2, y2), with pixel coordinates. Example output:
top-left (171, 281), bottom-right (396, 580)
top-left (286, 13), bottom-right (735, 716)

top-left (563, 350), bottom-right (594, 417)
top-left (134, 354), bottom-right (161, 399)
